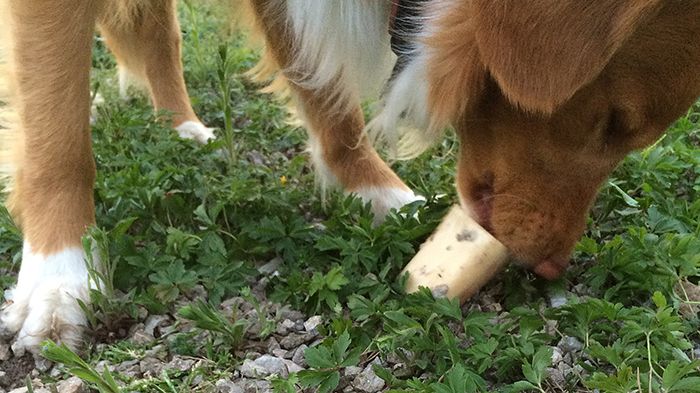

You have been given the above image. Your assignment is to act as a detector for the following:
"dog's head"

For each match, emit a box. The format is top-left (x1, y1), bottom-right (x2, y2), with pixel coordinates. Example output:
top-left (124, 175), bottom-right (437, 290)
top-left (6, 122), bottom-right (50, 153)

top-left (421, 0), bottom-right (700, 278)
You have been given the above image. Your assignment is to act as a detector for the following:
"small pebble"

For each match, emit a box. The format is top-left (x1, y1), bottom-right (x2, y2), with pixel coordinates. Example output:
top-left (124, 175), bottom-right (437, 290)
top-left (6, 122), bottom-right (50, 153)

top-left (352, 362), bottom-right (385, 393)
top-left (191, 375), bottom-right (204, 386)
top-left (115, 359), bottom-right (139, 372)
top-left (258, 257), bottom-right (282, 275)
top-left (33, 356), bottom-right (52, 373)
top-left (243, 379), bottom-right (272, 393)
top-left (220, 297), bottom-right (242, 313)
top-left (283, 359), bottom-right (304, 373)
top-left (246, 150), bottom-right (266, 166)
top-left (240, 355), bottom-right (288, 378)
top-left (559, 336), bottom-right (584, 353)
top-left (144, 315), bottom-right (171, 337)
top-left (548, 367), bottom-right (565, 386)
top-left (186, 285), bottom-right (208, 301)
top-left (272, 348), bottom-right (287, 358)
top-left (266, 337), bottom-right (281, 353)
top-left (215, 379), bottom-right (244, 393)
top-left (279, 332), bottom-right (315, 349)
top-left (278, 308), bottom-right (304, 321)
top-left (344, 366), bottom-right (362, 377)
top-left (304, 315), bottom-right (322, 333)
top-left (0, 344), bottom-right (10, 361)
top-left (292, 344), bottom-right (308, 367)
top-left (139, 357), bottom-right (164, 377)
top-left (280, 319), bottom-right (295, 331)
top-left (551, 346), bottom-right (563, 365)
top-left (49, 366), bottom-right (62, 379)
top-left (549, 293), bottom-right (568, 308)
top-left (167, 356), bottom-right (196, 372)
top-left (56, 377), bottom-right (86, 393)
top-left (131, 325), bottom-right (155, 345)
top-left (144, 344), bottom-right (168, 359)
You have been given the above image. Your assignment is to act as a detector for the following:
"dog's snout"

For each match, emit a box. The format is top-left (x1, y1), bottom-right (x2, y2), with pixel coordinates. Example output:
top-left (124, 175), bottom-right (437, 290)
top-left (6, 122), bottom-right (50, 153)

top-left (469, 172), bottom-right (495, 231)
top-left (532, 258), bottom-right (570, 280)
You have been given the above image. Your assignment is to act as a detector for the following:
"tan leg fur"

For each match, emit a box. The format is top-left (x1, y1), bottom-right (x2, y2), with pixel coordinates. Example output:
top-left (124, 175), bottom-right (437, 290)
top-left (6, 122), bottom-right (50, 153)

top-left (98, 0), bottom-right (202, 128)
top-left (7, 0), bottom-right (99, 255)
top-left (247, 0), bottom-right (421, 218)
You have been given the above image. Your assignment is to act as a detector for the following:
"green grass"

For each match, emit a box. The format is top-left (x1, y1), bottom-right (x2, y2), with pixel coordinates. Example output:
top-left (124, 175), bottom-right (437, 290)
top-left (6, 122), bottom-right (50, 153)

top-left (1, 2), bottom-right (699, 392)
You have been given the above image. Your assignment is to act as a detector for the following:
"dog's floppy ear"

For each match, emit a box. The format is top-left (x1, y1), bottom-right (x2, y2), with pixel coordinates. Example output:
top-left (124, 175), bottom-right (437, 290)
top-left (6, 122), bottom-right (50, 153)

top-left (425, 1), bottom-right (487, 132)
top-left (472, 0), bottom-right (663, 114)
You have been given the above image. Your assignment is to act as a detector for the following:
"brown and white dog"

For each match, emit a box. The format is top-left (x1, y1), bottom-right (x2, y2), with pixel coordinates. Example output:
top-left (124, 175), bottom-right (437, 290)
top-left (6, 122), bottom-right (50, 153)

top-left (1, 0), bottom-right (699, 353)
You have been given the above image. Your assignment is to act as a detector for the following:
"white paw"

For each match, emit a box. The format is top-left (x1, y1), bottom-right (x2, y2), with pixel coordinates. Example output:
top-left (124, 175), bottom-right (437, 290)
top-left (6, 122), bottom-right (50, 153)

top-left (175, 121), bottom-right (216, 144)
top-left (351, 186), bottom-right (425, 223)
top-left (0, 242), bottom-right (92, 355)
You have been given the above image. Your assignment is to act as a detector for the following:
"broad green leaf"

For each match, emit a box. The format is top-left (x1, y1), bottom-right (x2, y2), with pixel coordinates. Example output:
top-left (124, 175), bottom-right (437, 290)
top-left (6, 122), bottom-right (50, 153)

top-left (304, 346), bottom-right (335, 369)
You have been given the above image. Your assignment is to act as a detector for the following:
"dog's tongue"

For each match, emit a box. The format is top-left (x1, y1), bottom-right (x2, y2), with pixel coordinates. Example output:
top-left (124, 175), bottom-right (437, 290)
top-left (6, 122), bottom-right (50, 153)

top-left (533, 259), bottom-right (568, 280)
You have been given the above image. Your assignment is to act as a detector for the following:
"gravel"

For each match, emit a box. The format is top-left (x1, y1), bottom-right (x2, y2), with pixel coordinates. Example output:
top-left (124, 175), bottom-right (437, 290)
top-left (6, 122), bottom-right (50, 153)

top-left (239, 355), bottom-right (288, 378)
top-left (216, 379), bottom-right (244, 393)
top-left (6, 377), bottom-right (85, 393)
top-left (1, 285), bottom-right (375, 393)
top-left (279, 332), bottom-right (316, 349)
top-left (139, 357), bottom-right (165, 377)
top-left (166, 356), bottom-right (196, 372)
top-left (303, 315), bottom-right (322, 333)
top-left (143, 314), bottom-right (171, 337)
top-left (0, 290), bottom-right (339, 391)
top-left (291, 344), bottom-right (308, 367)
top-left (352, 360), bottom-right (386, 393)
top-left (559, 336), bottom-right (584, 353)
top-left (0, 344), bottom-right (10, 362)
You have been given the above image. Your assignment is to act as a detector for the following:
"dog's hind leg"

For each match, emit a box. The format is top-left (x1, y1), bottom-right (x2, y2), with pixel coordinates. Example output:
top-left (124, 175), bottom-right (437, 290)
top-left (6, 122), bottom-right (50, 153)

top-left (0, 0), bottom-right (100, 353)
top-left (248, 0), bottom-right (423, 221)
top-left (98, 0), bottom-right (214, 143)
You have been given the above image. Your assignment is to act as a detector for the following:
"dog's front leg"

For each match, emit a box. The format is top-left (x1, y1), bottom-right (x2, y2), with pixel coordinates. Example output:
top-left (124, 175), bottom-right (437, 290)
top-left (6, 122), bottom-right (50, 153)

top-left (1, 0), bottom-right (100, 354)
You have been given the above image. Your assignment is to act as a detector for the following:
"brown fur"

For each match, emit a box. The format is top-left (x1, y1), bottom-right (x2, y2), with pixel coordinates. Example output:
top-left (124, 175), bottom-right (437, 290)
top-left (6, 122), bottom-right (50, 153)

top-left (3, 0), bottom-right (204, 255)
top-left (424, 0), bottom-right (700, 277)
top-left (6, 0), bottom-right (100, 255)
top-left (99, 0), bottom-right (199, 126)
top-left (247, 0), bottom-right (409, 193)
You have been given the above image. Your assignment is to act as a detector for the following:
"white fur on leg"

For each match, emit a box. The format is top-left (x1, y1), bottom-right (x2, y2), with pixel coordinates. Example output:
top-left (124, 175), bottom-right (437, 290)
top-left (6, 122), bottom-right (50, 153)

top-left (306, 133), bottom-right (338, 196)
top-left (366, 1), bottom-right (457, 160)
top-left (175, 121), bottom-right (216, 143)
top-left (0, 242), bottom-right (93, 354)
top-left (352, 187), bottom-right (425, 223)
top-left (367, 55), bottom-right (432, 158)
top-left (307, 133), bottom-right (424, 221)
top-left (117, 65), bottom-right (146, 100)
top-left (285, 0), bottom-right (395, 113)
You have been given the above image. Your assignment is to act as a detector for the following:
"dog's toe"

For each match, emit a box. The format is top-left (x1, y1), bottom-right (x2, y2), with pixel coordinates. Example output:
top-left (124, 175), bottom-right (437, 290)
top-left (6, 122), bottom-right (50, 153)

top-left (352, 187), bottom-right (425, 223)
top-left (8, 287), bottom-right (86, 356)
top-left (175, 121), bottom-right (216, 143)
top-left (2, 284), bottom-right (88, 356)
top-left (0, 293), bottom-right (26, 340)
